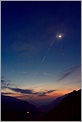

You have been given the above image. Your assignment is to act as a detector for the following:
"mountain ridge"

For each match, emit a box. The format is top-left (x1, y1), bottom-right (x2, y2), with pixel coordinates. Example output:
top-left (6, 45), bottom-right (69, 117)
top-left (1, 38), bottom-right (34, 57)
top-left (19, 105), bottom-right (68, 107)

top-left (42, 89), bottom-right (81, 121)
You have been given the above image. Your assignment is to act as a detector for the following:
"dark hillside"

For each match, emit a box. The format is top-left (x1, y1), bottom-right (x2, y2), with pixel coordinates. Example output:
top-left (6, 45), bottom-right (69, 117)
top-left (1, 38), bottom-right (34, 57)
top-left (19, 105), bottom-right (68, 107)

top-left (1, 95), bottom-right (44, 121)
top-left (42, 89), bottom-right (81, 121)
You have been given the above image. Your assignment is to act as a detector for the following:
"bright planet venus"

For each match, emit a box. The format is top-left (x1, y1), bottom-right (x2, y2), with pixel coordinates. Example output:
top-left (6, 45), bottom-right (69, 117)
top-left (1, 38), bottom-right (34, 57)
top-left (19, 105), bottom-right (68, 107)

top-left (59, 35), bottom-right (62, 38)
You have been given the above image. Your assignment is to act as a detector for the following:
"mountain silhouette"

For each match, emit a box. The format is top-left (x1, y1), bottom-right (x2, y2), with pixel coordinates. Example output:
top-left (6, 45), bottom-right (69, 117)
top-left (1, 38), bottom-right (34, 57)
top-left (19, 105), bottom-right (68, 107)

top-left (1, 95), bottom-right (43, 121)
top-left (42, 89), bottom-right (81, 121)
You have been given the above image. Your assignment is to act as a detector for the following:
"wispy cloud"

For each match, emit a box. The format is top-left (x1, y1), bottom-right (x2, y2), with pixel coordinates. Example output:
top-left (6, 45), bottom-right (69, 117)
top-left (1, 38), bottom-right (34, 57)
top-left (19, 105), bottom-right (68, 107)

top-left (43, 72), bottom-right (54, 76)
top-left (11, 70), bottom-right (29, 74)
top-left (58, 64), bottom-right (81, 81)
top-left (38, 90), bottom-right (57, 97)
top-left (65, 64), bottom-right (81, 72)
top-left (58, 71), bottom-right (73, 81)
top-left (19, 72), bottom-right (28, 74)
top-left (11, 70), bottom-right (15, 72)
top-left (1, 76), bottom-right (11, 89)
top-left (1, 76), bottom-right (17, 89)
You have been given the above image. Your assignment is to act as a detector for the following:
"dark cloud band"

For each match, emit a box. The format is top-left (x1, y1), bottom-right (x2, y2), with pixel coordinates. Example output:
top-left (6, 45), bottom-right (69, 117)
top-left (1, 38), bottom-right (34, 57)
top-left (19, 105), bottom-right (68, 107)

top-left (58, 64), bottom-right (81, 81)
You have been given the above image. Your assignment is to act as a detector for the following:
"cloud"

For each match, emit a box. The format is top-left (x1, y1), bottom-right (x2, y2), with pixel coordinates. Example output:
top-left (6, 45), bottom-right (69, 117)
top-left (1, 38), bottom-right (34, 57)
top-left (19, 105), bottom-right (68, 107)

top-left (38, 93), bottom-right (46, 97)
top-left (1, 76), bottom-right (56, 97)
top-left (11, 70), bottom-right (29, 74)
top-left (1, 77), bottom-right (10, 89)
top-left (38, 90), bottom-right (56, 97)
top-left (8, 86), bottom-right (56, 97)
top-left (58, 71), bottom-right (73, 81)
top-left (65, 64), bottom-right (81, 72)
top-left (58, 64), bottom-right (81, 81)
top-left (19, 72), bottom-right (28, 74)
top-left (1, 79), bottom-right (6, 83)
top-left (1, 92), bottom-right (14, 95)
top-left (43, 73), bottom-right (54, 76)
top-left (1, 76), bottom-right (15, 89)
top-left (46, 90), bottom-right (56, 93)
top-left (8, 87), bottom-right (34, 94)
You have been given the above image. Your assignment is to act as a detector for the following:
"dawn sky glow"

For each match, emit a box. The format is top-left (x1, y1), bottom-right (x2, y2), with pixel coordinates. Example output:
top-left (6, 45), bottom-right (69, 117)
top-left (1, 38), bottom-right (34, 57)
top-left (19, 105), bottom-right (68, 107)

top-left (1, 1), bottom-right (81, 105)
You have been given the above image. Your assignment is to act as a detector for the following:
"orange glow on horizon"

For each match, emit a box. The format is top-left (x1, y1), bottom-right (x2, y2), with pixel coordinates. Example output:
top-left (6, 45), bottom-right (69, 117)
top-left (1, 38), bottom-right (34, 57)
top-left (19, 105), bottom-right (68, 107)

top-left (2, 86), bottom-right (80, 103)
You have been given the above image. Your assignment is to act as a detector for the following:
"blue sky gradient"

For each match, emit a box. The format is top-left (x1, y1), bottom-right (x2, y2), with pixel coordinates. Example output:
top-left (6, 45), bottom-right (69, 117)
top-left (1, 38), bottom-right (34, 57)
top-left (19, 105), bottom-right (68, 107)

top-left (1, 1), bottom-right (81, 104)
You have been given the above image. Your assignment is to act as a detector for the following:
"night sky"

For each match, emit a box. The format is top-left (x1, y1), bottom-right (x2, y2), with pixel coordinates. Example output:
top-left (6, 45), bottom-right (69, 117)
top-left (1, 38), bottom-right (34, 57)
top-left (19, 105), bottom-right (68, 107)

top-left (1, 1), bottom-right (81, 105)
